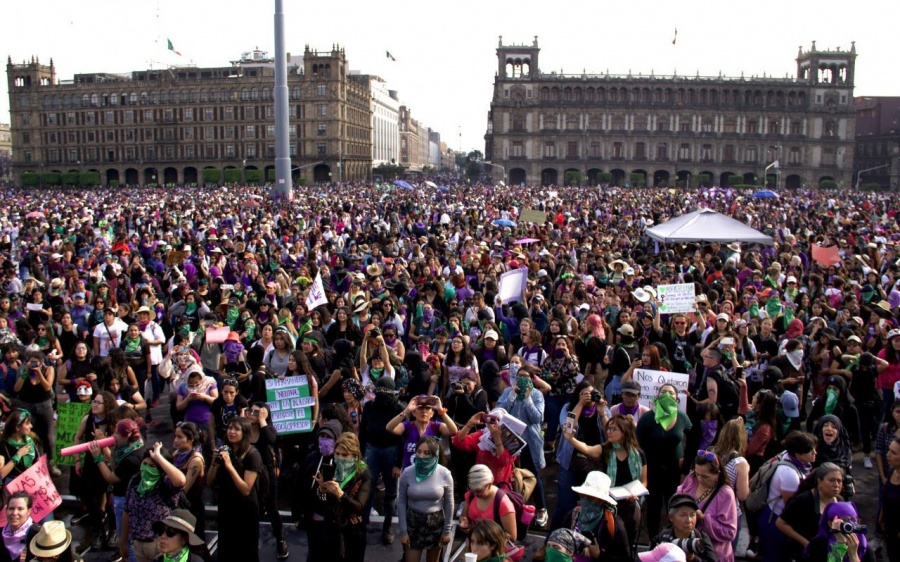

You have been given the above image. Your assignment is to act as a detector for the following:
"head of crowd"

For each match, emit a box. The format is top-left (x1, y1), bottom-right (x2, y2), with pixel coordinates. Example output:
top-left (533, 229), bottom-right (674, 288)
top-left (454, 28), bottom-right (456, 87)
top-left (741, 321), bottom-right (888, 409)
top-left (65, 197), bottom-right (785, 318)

top-left (0, 181), bottom-right (897, 562)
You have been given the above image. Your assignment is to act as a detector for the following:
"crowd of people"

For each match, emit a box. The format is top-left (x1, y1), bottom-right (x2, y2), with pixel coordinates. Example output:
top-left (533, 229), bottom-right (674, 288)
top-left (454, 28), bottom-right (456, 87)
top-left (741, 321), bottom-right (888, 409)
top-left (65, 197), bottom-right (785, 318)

top-left (0, 181), bottom-right (894, 562)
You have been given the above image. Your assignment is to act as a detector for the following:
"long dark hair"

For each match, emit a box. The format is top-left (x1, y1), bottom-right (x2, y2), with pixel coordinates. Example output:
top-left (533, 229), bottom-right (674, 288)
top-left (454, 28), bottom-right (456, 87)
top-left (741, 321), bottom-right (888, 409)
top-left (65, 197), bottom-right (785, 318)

top-left (754, 390), bottom-right (778, 430)
top-left (567, 380), bottom-right (594, 410)
top-left (226, 417), bottom-right (252, 457)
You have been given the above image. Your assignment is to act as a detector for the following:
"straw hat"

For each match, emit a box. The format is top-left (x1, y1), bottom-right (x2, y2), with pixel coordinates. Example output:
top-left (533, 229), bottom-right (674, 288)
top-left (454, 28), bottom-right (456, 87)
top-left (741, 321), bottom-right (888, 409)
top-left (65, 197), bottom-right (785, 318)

top-left (30, 521), bottom-right (72, 558)
top-left (571, 471), bottom-right (617, 505)
top-left (366, 263), bottom-right (384, 277)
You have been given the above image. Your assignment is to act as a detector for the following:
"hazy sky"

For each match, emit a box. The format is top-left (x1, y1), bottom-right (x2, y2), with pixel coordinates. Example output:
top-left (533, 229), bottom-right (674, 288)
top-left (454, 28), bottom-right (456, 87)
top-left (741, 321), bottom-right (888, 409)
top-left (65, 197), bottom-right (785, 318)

top-left (3, 0), bottom-right (899, 153)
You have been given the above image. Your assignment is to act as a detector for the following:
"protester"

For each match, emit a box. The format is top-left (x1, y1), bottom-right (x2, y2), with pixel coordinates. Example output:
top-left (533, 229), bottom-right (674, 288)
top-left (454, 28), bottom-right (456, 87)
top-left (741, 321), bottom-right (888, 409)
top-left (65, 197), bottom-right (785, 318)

top-left (397, 436), bottom-right (453, 562)
top-left (775, 462), bottom-right (844, 561)
top-left (675, 450), bottom-right (738, 561)
top-left (0, 492), bottom-right (39, 562)
top-left (150, 509), bottom-right (206, 562)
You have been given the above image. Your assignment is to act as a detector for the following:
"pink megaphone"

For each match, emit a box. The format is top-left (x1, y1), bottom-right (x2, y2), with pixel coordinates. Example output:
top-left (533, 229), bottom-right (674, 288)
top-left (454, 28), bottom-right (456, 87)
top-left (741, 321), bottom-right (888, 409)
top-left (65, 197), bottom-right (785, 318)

top-left (60, 436), bottom-right (115, 457)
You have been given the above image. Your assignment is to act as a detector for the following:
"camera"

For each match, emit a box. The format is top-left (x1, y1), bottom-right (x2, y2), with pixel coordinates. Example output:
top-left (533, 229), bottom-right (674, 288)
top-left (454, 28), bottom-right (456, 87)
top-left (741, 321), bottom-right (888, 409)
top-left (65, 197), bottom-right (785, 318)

top-left (834, 521), bottom-right (867, 535)
top-left (482, 414), bottom-right (498, 424)
top-left (590, 390), bottom-right (602, 403)
top-left (842, 474), bottom-right (855, 499)
top-left (671, 538), bottom-right (705, 554)
top-left (417, 395), bottom-right (438, 407)
top-left (369, 328), bottom-right (381, 338)
top-left (28, 360), bottom-right (40, 369)
top-left (214, 444), bottom-right (231, 463)
top-left (450, 381), bottom-right (464, 392)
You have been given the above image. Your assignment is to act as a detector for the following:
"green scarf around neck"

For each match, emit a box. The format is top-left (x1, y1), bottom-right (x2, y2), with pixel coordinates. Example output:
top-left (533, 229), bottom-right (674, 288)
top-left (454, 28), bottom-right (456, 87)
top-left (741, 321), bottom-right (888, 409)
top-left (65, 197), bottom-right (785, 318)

top-left (163, 547), bottom-right (190, 562)
top-left (6, 435), bottom-right (36, 468)
top-left (124, 337), bottom-right (142, 354)
top-left (606, 443), bottom-right (642, 488)
top-left (116, 440), bottom-right (143, 464)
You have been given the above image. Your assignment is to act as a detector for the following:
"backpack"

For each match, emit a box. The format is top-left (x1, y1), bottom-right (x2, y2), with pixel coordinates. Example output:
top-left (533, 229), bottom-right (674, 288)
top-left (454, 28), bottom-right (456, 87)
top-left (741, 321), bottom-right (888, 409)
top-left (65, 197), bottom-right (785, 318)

top-left (744, 456), bottom-right (801, 515)
top-left (467, 487), bottom-right (532, 561)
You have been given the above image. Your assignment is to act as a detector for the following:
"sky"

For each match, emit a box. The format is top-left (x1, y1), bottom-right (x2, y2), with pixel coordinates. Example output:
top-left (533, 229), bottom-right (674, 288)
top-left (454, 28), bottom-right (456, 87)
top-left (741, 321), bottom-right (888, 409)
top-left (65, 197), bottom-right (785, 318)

top-left (4, 0), bottom-right (900, 153)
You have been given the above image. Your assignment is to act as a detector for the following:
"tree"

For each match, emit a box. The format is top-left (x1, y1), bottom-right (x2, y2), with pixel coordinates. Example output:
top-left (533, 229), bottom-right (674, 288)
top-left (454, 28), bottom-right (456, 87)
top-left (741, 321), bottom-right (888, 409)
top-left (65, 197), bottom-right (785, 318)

top-left (40, 172), bottom-right (61, 186)
top-left (63, 171), bottom-right (79, 186)
top-left (696, 174), bottom-right (711, 188)
top-left (564, 171), bottom-right (583, 186)
top-left (245, 169), bottom-right (263, 185)
top-left (819, 179), bottom-right (837, 189)
top-left (726, 174), bottom-right (743, 187)
top-left (223, 168), bottom-right (242, 185)
top-left (21, 172), bottom-right (39, 187)
top-left (629, 172), bottom-right (646, 187)
top-left (202, 168), bottom-right (221, 186)
top-left (79, 171), bottom-right (100, 186)
top-left (596, 172), bottom-right (612, 185)
top-left (267, 169), bottom-right (276, 182)
top-left (373, 163), bottom-right (405, 181)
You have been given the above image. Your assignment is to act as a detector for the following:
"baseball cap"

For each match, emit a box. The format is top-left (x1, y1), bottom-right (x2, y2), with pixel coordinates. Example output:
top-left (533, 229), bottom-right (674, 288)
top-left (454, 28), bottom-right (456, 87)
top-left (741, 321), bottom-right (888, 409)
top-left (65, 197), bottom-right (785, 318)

top-left (617, 324), bottom-right (635, 337)
top-left (483, 330), bottom-right (499, 341)
top-left (621, 380), bottom-right (641, 395)
top-left (716, 312), bottom-right (731, 322)
top-left (781, 391), bottom-right (800, 418)
top-left (667, 493), bottom-right (699, 512)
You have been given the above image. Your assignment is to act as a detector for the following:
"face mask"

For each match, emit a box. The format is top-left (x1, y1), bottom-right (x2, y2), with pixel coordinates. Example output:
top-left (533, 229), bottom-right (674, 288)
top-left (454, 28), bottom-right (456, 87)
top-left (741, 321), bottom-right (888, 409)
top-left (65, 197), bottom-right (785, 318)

top-left (334, 457), bottom-right (357, 483)
top-left (370, 367), bottom-right (384, 379)
top-left (786, 349), bottom-right (804, 370)
top-left (318, 437), bottom-right (335, 456)
top-left (136, 464), bottom-right (162, 496)
top-left (824, 388), bottom-right (839, 415)
top-left (701, 420), bottom-right (718, 445)
top-left (553, 349), bottom-right (565, 359)
top-left (245, 325), bottom-right (256, 340)
top-left (516, 376), bottom-right (533, 401)
top-left (545, 548), bottom-right (573, 562)
top-left (654, 393), bottom-right (678, 427)
top-left (414, 455), bottom-right (439, 482)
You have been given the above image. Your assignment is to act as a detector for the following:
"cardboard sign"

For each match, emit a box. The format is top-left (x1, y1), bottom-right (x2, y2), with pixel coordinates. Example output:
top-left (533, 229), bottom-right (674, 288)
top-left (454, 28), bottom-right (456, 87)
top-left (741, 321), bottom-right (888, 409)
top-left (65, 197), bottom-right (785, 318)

top-left (632, 369), bottom-right (690, 413)
top-left (205, 327), bottom-right (230, 344)
top-left (519, 209), bottom-right (547, 224)
top-left (811, 245), bottom-right (841, 267)
top-left (498, 268), bottom-right (527, 304)
top-left (656, 283), bottom-right (697, 314)
top-left (0, 456), bottom-right (62, 525)
top-left (266, 376), bottom-right (314, 434)
top-left (165, 250), bottom-right (185, 267)
top-left (55, 401), bottom-right (91, 467)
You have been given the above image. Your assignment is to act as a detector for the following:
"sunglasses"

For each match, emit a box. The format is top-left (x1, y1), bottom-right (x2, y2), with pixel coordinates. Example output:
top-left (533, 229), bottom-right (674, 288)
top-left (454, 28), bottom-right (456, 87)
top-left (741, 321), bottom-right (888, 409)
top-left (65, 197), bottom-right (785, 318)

top-left (674, 321), bottom-right (687, 326)
top-left (223, 379), bottom-right (239, 387)
top-left (697, 450), bottom-right (718, 463)
top-left (155, 526), bottom-right (182, 538)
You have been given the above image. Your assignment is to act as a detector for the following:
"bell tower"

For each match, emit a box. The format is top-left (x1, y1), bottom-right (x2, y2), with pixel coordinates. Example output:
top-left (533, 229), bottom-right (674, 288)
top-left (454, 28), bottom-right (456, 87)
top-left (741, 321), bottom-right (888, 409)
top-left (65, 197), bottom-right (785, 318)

top-left (496, 36), bottom-right (540, 80)
top-left (796, 41), bottom-right (856, 86)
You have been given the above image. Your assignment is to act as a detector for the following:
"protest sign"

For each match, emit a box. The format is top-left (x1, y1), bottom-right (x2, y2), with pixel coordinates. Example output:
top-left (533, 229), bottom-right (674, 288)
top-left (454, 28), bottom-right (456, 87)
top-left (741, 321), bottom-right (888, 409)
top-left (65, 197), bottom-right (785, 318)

top-left (205, 327), bottom-right (230, 344)
top-left (266, 376), bottom-right (315, 434)
top-left (55, 401), bottom-right (91, 467)
top-left (306, 272), bottom-right (328, 310)
top-left (0, 456), bottom-right (62, 525)
top-left (519, 209), bottom-right (547, 224)
top-left (811, 245), bottom-right (841, 266)
top-left (632, 369), bottom-right (690, 413)
top-left (165, 250), bottom-right (185, 267)
top-left (498, 268), bottom-right (527, 304)
top-left (656, 283), bottom-right (696, 314)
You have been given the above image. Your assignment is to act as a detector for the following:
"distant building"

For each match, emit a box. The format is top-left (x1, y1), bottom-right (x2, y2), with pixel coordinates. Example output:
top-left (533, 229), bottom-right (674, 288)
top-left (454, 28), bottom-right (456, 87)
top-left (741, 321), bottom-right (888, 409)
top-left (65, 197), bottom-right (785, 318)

top-left (6, 46), bottom-right (372, 186)
top-left (365, 76), bottom-right (400, 167)
top-left (854, 96), bottom-right (900, 189)
top-left (485, 38), bottom-right (857, 188)
top-left (0, 122), bottom-right (11, 182)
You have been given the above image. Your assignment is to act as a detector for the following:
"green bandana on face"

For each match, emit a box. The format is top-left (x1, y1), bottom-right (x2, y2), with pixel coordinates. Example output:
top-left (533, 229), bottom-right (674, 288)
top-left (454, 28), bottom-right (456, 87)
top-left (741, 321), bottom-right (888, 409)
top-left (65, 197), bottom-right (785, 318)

top-left (226, 307), bottom-right (240, 328)
top-left (136, 464), bottom-right (162, 496)
top-left (516, 376), bottom-right (533, 401)
top-left (824, 388), bottom-right (839, 415)
top-left (654, 393), bottom-right (678, 428)
top-left (185, 302), bottom-right (198, 315)
top-left (766, 297), bottom-right (782, 319)
top-left (545, 548), bottom-right (573, 562)
top-left (414, 455), bottom-right (439, 482)
top-left (245, 325), bottom-right (256, 340)
top-left (335, 458), bottom-right (358, 488)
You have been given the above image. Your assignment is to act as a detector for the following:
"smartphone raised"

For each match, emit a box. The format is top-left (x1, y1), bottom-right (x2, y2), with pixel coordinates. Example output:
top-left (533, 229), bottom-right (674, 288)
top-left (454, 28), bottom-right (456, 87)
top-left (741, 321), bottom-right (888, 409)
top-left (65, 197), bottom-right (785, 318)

top-left (564, 412), bottom-right (577, 435)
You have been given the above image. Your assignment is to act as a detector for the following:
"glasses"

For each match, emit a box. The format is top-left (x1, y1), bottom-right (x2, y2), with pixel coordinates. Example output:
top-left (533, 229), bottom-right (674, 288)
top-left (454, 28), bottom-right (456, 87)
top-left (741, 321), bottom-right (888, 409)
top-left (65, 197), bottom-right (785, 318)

top-left (155, 526), bottom-right (181, 538)
top-left (223, 379), bottom-right (238, 387)
top-left (674, 321), bottom-right (687, 326)
top-left (697, 450), bottom-right (718, 464)
top-left (92, 399), bottom-right (105, 404)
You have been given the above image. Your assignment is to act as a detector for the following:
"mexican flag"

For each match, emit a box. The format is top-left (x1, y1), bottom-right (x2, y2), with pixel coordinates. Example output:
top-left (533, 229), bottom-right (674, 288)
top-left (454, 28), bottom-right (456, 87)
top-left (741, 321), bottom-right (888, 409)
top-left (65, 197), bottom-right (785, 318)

top-left (167, 38), bottom-right (182, 56)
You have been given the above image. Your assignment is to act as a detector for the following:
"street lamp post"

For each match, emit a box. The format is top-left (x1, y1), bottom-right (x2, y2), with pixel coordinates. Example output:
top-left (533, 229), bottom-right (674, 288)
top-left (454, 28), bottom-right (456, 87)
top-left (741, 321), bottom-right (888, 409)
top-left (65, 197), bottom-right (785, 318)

top-left (242, 159), bottom-right (246, 185)
top-left (291, 160), bottom-right (325, 184)
top-left (856, 164), bottom-right (890, 190)
top-left (763, 160), bottom-right (779, 189)
top-left (482, 161), bottom-right (506, 184)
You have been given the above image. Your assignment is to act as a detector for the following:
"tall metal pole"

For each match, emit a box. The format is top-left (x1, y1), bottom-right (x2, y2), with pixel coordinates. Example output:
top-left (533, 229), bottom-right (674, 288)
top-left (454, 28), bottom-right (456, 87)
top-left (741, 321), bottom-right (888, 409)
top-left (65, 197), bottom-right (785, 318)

top-left (273, 0), bottom-right (292, 199)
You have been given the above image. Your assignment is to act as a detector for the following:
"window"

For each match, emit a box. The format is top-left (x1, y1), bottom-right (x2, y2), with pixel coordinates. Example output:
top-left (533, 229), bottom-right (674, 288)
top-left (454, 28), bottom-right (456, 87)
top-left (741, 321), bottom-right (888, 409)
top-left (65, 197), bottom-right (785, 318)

top-left (144, 110), bottom-right (154, 121)
top-left (224, 107), bottom-right (234, 120)
top-left (87, 147), bottom-right (97, 161)
top-left (225, 145), bottom-right (235, 158)
top-left (85, 112), bottom-right (95, 125)
top-left (24, 151), bottom-right (32, 162)
top-left (184, 145), bottom-right (194, 158)
top-left (184, 128), bottom-right (194, 140)
top-left (225, 126), bottom-right (235, 139)
top-left (245, 107), bottom-right (255, 119)
top-left (747, 120), bottom-right (758, 134)
top-left (166, 146), bottom-right (175, 159)
top-left (317, 85), bottom-right (327, 96)
top-left (316, 104), bottom-right (327, 117)
top-left (205, 145), bottom-right (215, 158)
top-left (205, 107), bottom-right (214, 120)
top-left (317, 124), bottom-right (327, 136)
top-left (678, 143), bottom-right (690, 160)
top-left (126, 147), bottom-right (136, 160)
top-left (47, 113), bottom-right (57, 125)
top-left (612, 142), bottom-right (623, 158)
top-left (22, 132), bottom-right (30, 144)
top-left (47, 132), bottom-right (58, 144)
top-left (723, 145), bottom-right (735, 162)
top-left (164, 128), bottom-right (174, 141)
top-left (789, 120), bottom-right (801, 135)
top-left (124, 111), bottom-right (133, 124)
top-left (567, 141), bottom-right (578, 158)
top-left (68, 131), bottom-right (77, 143)
top-left (265, 106), bottom-right (274, 119)
top-left (204, 126), bottom-right (215, 139)
top-left (701, 144), bottom-right (713, 161)
top-left (266, 125), bottom-right (275, 138)
top-left (656, 120), bottom-right (669, 132)
top-left (656, 143), bottom-right (668, 161)
top-left (246, 125), bottom-right (255, 138)
top-left (125, 130), bottom-right (134, 141)
top-left (241, 89), bottom-right (250, 101)
top-left (746, 146), bottom-right (758, 163)
top-left (69, 149), bottom-right (78, 163)
top-left (590, 142), bottom-right (600, 158)
top-left (290, 144), bottom-right (297, 157)
top-left (21, 114), bottom-right (30, 126)
top-left (67, 112), bottom-right (76, 125)
top-left (317, 144), bottom-right (326, 157)
top-left (543, 142), bottom-right (556, 158)
top-left (250, 88), bottom-right (258, 101)
top-left (164, 108), bottom-right (174, 122)
top-left (789, 147), bottom-right (801, 164)
top-left (49, 149), bottom-right (60, 163)
top-left (679, 121), bottom-right (691, 132)
top-left (184, 108), bottom-right (193, 121)
top-left (246, 144), bottom-right (256, 158)
top-left (634, 142), bottom-right (646, 159)
top-left (512, 141), bottom-right (523, 157)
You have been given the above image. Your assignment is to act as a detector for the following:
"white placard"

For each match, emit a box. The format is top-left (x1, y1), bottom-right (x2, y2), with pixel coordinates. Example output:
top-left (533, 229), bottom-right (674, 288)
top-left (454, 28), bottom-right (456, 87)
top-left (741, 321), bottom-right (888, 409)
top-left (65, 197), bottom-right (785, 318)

top-left (498, 268), bottom-right (527, 304)
top-left (633, 369), bottom-right (690, 413)
top-left (26, 303), bottom-right (43, 312)
top-left (656, 283), bottom-right (696, 314)
top-left (305, 272), bottom-right (328, 310)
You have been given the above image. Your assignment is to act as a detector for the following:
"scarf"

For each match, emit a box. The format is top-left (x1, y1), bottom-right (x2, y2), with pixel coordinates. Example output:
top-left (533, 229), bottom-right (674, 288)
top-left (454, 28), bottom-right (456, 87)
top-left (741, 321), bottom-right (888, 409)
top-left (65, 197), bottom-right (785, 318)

top-left (335, 458), bottom-right (358, 488)
top-left (6, 436), bottom-right (35, 468)
top-left (827, 543), bottom-right (849, 562)
top-left (369, 367), bottom-right (384, 380)
top-left (138, 320), bottom-right (150, 331)
top-left (226, 307), bottom-right (240, 328)
top-left (173, 446), bottom-right (201, 469)
top-left (163, 547), bottom-right (191, 562)
top-left (137, 464), bottom-right (162, 496)
top-left (582, 404), bottom-right (598, 418)
top-left (115, 440), bottom-right (143, 464)
top-left (545, 549), bottom-right (572, 562)
top-left (185, 302), bottom-right (198, 315)
top-left (654, 393), bottom-right (678, 428)
top-left (516, 376), bottom-right (533, 401)
top-left (576, 498), bottom-right (614, 536)
top-left (824, 388), bottom-right (839, 415)
top-left (414, 456), bottom-right (439, 482)
top-left (124, 337), bottom-right (142, 354)
top-left (786, 349), bottom-right (804, 370)
top-left (2, 516), bottom-right (33, 560)
top-left (607, 443), bottom-right (642, 486)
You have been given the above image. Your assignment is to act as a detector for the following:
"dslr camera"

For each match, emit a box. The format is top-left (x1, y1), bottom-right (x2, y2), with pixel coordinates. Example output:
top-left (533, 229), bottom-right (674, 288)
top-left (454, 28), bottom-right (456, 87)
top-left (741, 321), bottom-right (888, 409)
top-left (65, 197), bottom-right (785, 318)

top-left (590, 389), bottom-right (602, 403)
top-left (833, 520), bottom-right (867, 535)
top-left (450, 381), bottom-right (464, 392)
top-left (671, 538), bottom-right (704, 555)
top-left (214, 444), bottom-right (231, 464)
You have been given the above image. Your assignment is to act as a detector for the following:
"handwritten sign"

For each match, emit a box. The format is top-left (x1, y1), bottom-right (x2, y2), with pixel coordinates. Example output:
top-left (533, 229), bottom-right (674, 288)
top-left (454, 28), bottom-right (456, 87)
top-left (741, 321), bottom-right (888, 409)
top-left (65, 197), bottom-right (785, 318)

top-left (498, 268), bottom-right (527, 304)
top-left (55, 401), bottom-right (91, 467)
top-left (656, 283), bottom-right (696, 314)
top-left (0, 456), bottom-right (62, 525)
top-left (519, 209), bottom-right (547, 224)
top-left (265, 376), bottom-right (314, 434)
top-left (633, 369), bottom-right (690, 413)
top-left (205, 327), bottom-right (230, 344)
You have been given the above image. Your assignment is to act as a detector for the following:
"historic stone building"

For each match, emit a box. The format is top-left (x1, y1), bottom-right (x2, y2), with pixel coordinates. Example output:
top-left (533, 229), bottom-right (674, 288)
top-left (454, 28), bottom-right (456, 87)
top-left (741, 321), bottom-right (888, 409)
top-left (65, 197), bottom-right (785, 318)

top-left (484, 38), bottom-right (857, 188)
top-left (0, 122), bottom-right (11, 182)
top-left (854, 96), bottom-right (900, 189)
top-left (5, 45), bottom-right (372, 186)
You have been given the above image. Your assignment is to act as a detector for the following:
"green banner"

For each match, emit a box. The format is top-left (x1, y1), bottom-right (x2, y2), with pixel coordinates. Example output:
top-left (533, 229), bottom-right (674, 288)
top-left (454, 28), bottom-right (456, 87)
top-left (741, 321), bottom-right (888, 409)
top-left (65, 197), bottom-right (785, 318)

top-left (265, 376), bottom-right (314, 434)
top-left (55, 401), bottom-right (91, 467)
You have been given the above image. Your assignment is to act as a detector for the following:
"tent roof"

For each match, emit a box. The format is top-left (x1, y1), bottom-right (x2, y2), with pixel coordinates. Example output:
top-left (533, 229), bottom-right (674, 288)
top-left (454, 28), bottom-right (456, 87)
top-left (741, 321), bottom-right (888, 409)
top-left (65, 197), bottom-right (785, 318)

top-left (645, 208), bottom-right (774, 246)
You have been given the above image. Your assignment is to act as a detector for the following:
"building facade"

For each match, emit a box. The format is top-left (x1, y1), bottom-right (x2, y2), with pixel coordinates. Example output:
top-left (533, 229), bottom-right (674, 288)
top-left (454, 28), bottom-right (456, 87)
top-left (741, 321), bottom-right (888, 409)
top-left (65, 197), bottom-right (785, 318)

top-left (6, 46), bottom-right (372, 186)
top-left (366, 75), bottom-right (400, 167)
top-left (484, 38), bottom-right (857, 188)
top-left (0, 122), bottom-right (11, 182)
top-left (854, 96), bottom-right (900, 189)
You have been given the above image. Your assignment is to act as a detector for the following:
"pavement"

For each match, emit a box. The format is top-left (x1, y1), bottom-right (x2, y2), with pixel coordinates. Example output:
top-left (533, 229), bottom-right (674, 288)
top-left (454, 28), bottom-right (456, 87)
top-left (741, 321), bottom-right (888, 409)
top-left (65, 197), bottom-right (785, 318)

top-left (53, 395), bottom-right (888, 562)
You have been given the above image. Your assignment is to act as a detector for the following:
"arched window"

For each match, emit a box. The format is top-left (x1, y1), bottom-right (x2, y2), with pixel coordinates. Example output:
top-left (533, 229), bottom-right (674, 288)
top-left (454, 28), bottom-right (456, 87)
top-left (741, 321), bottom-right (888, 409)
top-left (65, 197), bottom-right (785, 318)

top-left (250, 88), bottom-right (259, 101)
top-left (200, 89), bottom-right (208, 102)
top-left (82, 94), bottom-right (90, 107)
top-left (91, 93), bottom-right (99, 106)
top-left (129, 92), bottom-right (138, 104)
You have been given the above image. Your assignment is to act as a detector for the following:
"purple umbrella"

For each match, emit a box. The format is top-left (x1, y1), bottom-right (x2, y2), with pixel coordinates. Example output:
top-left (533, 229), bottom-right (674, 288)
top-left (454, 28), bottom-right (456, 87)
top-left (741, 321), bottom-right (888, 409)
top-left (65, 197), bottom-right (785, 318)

top-left (515, 237), bottom-right (540, 244)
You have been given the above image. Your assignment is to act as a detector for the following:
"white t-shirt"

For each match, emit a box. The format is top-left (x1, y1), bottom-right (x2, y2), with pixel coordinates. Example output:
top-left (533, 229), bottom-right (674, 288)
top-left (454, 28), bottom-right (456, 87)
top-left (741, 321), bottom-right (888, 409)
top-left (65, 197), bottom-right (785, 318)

top-left (766, 459), bottom-right (802, 515)
top-left (93, 319), bottom-right (129, 357)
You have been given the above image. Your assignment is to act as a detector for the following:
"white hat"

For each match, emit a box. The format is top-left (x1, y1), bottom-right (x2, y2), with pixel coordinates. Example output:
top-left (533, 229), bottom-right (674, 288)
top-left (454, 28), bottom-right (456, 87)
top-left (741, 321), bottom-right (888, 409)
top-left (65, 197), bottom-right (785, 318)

top-left (643, 286), bottom-right (657, 298)
top-left (537, 269), bottom-right (548, 277)
top-left (483, 330), bottom-right (499, 341)
top-left (571, 471), bottom-right (617, 505)
top-left (632, 288), bottom-right (651, 303)
top-left (786, 275), bottom-right (798, 284)
top-left (716, 312), bottom-right (731, 322)
top-left (624, 267), bottom-right (635, 276)
top-left (577, 303), bottom-right (590, 312)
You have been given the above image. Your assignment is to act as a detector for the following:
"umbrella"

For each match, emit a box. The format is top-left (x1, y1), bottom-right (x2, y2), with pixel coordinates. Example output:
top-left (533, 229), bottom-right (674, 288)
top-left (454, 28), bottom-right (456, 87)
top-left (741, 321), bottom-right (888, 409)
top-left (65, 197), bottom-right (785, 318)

top-left (241, 200), bottom-right (261, 208)
top-left (515, 237), bottom-right (540, 244)
top-left (424, 180), bottom-right (438, 188)
top-left (25, 211), bottom-right (44, 219)
top-left (247, 194), bottom-right (264, 200)
top-left (752, 190), bottom-right (778, 199)
top-left (493, 218), bottom-right (517, 228)
top-left (393, 180), bottom-right (415, 190)
top-left (437, 186), bottom-right (450, 192)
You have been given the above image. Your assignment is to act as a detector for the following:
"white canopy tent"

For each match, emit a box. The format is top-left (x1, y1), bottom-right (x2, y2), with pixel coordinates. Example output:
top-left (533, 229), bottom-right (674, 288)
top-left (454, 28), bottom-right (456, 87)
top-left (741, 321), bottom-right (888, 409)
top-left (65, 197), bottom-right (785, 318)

top-left (646, 208), bottom-right (774, 246)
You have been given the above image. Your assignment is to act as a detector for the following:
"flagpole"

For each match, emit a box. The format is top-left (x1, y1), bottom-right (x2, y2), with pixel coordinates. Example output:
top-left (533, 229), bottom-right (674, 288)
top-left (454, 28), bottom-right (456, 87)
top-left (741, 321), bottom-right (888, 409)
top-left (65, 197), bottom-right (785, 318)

top-left (273, 0), bottom-right (292, 199)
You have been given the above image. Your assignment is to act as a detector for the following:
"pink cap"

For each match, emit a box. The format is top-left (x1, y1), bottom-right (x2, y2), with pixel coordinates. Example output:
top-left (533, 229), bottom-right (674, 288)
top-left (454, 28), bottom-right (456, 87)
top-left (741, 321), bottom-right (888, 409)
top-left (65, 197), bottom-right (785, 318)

top-left (638, 544), bottom-right (686, 562)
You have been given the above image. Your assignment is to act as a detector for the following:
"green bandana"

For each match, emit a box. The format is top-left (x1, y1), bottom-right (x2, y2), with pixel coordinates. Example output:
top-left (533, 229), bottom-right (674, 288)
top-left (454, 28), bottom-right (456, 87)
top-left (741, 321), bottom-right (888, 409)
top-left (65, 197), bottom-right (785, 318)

top-left (36, 336), bottom-right (48, 348)
top-left (7, 436), bottom-right (36, 468)
top-left (369, 367), bottom-right (384, 380)
top-left (654, 393), bottom-right (678, 428)
top-left (545, 546), bottom-right (573, 562)
top-left (185, 302), bottom-right (198, 315)
top-left (163, 547), bottom-right (190, 562)
top-left (824, 388), bottom-right (839, 415)
top-left (226, 307), bottom-right (240, 328)
top-left (245, 325), bottom-right (256, 340)
top-left (749, 300), bottom-right (760, 318)
top-left (516, 376), bottom-right (533, 401)
top-left (414, 456), bottom-right (439, 482)
top-left (827, 542), bottom-right (848, 562)
top-left (115, 440), bottom-right (144, 464)
top-left (137, 464), bottom-right (162, 496)
top-left (124, 337), bottom-right (142, 354)
top-left (766, 297), bottom-right (782, 319)
top-left (335, 458), bottom-right (358, 489)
